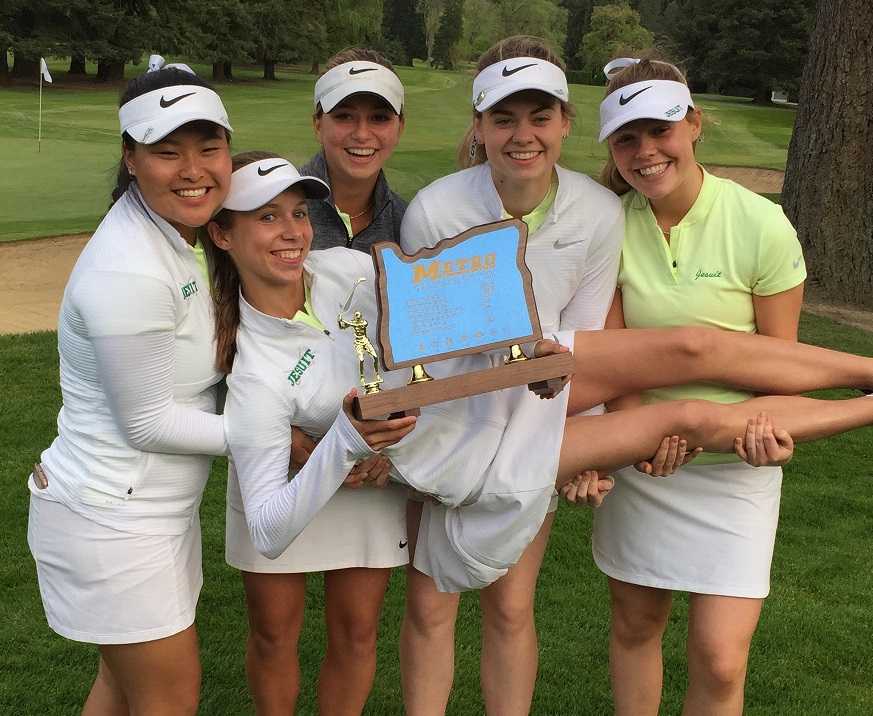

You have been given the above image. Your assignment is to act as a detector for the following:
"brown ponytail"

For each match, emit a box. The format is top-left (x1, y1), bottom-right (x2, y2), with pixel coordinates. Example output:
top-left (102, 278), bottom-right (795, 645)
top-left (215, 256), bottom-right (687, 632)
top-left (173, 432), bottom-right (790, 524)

top-left (202, 151), bottom-right (282, 373)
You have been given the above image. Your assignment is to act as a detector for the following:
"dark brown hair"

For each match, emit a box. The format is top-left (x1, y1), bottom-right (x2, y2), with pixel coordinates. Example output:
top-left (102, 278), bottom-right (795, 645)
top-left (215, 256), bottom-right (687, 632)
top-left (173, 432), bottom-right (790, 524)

top-left (112, 69), bottom-right (226, 204)
top-left (204, 151), bottom-right (282, 373)
top-left (600, 55), bottom-right (695, 195)
top-left (458, 35), bottom-right (576, 168)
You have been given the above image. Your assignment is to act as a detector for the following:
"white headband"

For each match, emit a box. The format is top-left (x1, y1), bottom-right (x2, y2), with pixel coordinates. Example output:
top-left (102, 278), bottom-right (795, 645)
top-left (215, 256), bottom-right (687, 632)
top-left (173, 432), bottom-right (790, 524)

top-left (222, 159), bottom-right (330, 212)
top-left (598, 79), bottom-right (693, 142)
top-left (119, 85), bottom-right (232, 144)
top-left (314, 61), bottom-right (404, 115)
top-left (603, 57), bottom-right (640, 78)
top-left (472, 57), bottom-right (569, 111)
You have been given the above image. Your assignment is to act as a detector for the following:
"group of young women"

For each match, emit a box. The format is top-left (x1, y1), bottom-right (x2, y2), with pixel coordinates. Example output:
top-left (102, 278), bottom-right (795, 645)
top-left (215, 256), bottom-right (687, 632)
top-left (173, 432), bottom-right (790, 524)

top-left (26, 38), bottom-right (873, 716)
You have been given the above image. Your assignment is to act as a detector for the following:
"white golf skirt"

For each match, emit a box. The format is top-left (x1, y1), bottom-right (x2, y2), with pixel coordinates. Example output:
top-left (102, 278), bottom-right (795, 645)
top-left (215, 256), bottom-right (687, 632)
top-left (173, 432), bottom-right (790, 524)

top-left (592, 462), bottom-right (782, 598)
top-left (28, 495), bottom-right (202, 644)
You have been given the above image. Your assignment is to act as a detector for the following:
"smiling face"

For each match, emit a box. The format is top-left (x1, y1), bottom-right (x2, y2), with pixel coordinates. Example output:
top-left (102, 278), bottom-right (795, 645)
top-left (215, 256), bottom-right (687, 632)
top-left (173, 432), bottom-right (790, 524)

top-left (211, 188), bottom-right (313, 303)
top-left (475, 90), bottom-right (569, 189)
top-left (313, 94), bottom-right (404, 185)
top-left (124, 122), bottom-right (231, 242)
top-left (606, 111), bottom-right (702, 206)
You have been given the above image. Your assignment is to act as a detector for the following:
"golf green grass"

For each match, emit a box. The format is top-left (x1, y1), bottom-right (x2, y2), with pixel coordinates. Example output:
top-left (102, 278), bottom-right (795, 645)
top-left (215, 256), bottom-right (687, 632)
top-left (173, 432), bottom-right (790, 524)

top-left (1, 59), bottom-right (794, 242)
top-left (3, 313), bottom-right (873, 713)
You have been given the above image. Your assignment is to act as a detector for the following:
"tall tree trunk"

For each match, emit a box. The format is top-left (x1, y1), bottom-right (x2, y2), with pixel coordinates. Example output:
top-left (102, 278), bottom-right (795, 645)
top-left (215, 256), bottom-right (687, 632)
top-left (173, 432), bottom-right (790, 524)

top-left (263, 60), bottom-right (277, 80)
top-left (212, 61), bottom-right (226, 81)
top-left (223, 61), bottom-right (233, 81)
top-left (782, 0), bottom-right (873, 307)
top-left (310, 59), bottom-right (320, 74)
top-left (69, 53), bottom-right (87, 76)
top-left (0, 48), bottom-right (9, 84)
top-left (96, 59), bottom-right (124, 81)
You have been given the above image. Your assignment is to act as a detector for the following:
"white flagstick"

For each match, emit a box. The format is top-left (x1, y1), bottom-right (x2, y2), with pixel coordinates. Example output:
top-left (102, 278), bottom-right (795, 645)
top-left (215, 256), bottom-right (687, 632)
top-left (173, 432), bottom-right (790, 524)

top-left (38, 58), bottom-right (52, 153)
top-left (38, 69), bottom-right (42, 153)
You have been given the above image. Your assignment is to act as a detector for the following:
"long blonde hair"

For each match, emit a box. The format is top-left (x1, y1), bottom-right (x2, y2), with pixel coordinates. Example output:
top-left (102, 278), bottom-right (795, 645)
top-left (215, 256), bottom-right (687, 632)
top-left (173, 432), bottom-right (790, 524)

top-left (458, 35), bottom-right (576, 169)
top-left (600, 56), bottom-right (694, 195)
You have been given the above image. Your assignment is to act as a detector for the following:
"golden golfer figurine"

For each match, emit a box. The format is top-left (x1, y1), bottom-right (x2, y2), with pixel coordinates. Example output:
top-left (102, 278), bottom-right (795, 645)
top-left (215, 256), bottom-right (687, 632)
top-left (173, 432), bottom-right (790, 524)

top-left (338, 278), bottom-right (383, 394)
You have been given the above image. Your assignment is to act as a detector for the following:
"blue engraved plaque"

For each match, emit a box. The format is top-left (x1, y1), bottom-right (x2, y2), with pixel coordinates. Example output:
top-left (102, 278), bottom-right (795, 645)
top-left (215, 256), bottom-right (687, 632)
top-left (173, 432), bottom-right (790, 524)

top-left (371, 219), bottom-right (542, 370)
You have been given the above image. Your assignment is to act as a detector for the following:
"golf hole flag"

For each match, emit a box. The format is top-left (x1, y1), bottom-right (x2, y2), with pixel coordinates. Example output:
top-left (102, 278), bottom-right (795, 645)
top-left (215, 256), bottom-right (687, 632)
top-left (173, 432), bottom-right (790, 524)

top-left (38, 58), bottom-right (52, 152)
top-left (40, 58), bottom-right (52, 83)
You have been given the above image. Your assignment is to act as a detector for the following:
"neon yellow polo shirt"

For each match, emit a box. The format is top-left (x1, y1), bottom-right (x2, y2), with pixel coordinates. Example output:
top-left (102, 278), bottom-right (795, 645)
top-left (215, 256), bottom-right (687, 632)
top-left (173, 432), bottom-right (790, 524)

top-left (191, 239), bottom-right (209, 285)
top-left (337, 208), bottom-right (354, 239)
top-left (501, 177), bottom-right (558, 236)
top-left (619, 169), bottom-right (806, 464)
top-left (293, 274), bottom-right (326, 331)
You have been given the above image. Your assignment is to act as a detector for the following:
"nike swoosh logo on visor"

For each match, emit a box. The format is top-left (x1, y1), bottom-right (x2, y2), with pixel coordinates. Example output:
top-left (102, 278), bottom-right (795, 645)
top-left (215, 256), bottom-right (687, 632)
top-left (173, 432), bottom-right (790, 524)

top-left (159, 92), bottom-right (196, 108)
top-left (349, 67), bottom-right (378, 75)
top-left (257, 164), bottom-right (287, 176)
top-left (502, 63), bottom-right (537, 77)
top-left (618, 86), bottom-right (652, 105)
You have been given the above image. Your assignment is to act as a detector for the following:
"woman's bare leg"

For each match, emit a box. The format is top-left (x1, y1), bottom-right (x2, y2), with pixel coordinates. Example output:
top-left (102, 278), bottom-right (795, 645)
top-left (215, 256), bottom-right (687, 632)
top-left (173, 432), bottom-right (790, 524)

top-left (609, 580), bottom-right (672, 716)
top-left (401, 500), bottom-right (461, 716)
top-left (243, 571), bottom-right (307, 715)
top-left (479, 512), bottom-right (555, 716)
top-left (319, 567), bottom-right (392, 716)
top-left (682, 594), bottom-right (763, 716)
top-left (567, 327), bottom-right (873, 414)
top-left (82, 656), bottom-right (129, 716)
top-left (93, 626), bottom-right (201, 716)
top-left (558, 395), bottom-right (873, 483)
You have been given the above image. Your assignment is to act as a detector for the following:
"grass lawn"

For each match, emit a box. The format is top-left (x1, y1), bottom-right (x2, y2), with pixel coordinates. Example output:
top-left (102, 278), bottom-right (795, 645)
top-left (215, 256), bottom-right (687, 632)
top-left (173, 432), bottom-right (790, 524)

top-left (1, 59), bottom-right (794, 242)
top-left (2, 312), bottom-right (872, 714)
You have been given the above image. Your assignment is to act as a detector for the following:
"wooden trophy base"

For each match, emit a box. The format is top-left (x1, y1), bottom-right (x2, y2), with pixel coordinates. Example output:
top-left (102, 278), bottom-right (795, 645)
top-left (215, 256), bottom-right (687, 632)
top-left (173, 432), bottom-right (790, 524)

top-left (352, 352), bottom-right (575, 419)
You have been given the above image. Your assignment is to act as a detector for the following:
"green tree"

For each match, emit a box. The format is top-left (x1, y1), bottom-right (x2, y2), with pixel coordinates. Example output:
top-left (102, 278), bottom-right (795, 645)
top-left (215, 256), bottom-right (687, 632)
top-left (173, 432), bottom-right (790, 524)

top-left (247, 0), bottom-right (298, 79)
top-left (662, 0), bottom-right (814, 99)
top-left (382, 0), bottom-right (427, 65)
top-left (460, 0), bottom-right (568, 64)
top-left (418, 0), bottom-right (447, 61)
top-left (432, 0), bottom-right (464, 68)
top-left (783, 0), bottom-right (873, 307)
top-left (578, 3), bottom-right (653, 82)
top-left (561, 0), bottom-right (593, 69)
top-left (185, 0), bottom-right (254, 81)
top-left (494, 0), bottom-right (568, 57)
top-left (2, 0), bottom-right (153, 82)
top-left (635, 0), bottom-right (665, 33)
top-left (460, 0), bottom-right (499, 60)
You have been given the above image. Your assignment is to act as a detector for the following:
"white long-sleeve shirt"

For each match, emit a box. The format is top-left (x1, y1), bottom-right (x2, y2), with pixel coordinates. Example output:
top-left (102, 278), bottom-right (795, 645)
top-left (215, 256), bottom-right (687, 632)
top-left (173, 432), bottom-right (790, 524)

top-left (34, 185), bottom-right (226, 536)
top-left (400, 162), bottom-right (623, 590)
top-left (227, 248), bottom-right (574, 592)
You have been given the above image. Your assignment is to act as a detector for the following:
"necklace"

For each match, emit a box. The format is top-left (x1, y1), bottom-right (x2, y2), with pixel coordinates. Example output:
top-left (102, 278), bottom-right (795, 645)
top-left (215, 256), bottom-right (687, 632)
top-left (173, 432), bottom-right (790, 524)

top-left (338, 202), bottom-right (372, 221)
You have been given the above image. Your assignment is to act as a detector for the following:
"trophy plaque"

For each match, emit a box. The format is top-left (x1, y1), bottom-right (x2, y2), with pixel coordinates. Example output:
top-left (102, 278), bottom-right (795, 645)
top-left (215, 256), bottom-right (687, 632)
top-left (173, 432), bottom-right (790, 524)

top-left (345, 218), bottom-right (574, 419)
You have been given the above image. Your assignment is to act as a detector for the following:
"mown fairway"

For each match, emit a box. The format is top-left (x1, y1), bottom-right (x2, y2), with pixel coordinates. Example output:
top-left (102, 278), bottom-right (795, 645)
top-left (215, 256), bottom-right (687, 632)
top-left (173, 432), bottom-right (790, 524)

top-left (1, 59), bottom-right (796, 242)
top-left (3, 61), bottom-right (872, 714)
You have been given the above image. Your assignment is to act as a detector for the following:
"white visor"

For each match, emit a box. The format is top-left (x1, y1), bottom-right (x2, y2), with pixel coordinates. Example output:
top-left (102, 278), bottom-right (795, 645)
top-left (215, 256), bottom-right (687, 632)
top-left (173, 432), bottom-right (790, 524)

top-left (119, 85), bottom-right (233, 144)
top-left (598, 79), bottom-right (693, 142)
top-left (222, 159), bottom-right (330, 212)
top-left (472, 57), bottom-right (569, 111)
top-left (314, 61), bottom-right (404, 115)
